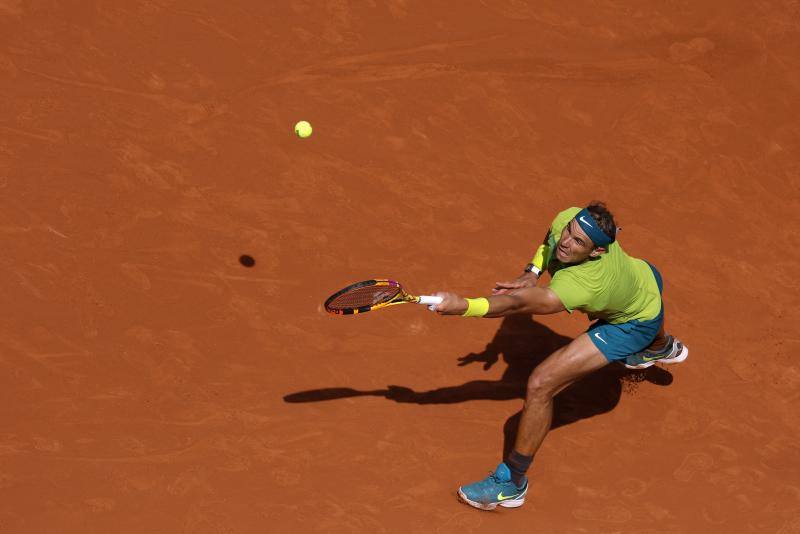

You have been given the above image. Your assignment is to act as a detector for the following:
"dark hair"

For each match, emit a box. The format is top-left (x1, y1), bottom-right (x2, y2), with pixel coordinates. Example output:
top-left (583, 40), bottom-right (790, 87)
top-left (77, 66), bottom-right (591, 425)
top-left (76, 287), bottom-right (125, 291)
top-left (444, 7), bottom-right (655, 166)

top-left (586, 201), bottom-right (617, 244)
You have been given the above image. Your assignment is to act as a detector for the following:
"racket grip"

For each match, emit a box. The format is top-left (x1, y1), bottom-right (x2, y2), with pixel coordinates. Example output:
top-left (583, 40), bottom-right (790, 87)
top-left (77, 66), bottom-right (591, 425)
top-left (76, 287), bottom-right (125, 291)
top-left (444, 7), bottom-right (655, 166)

top-left (418, 295), bottom-right (443, 305)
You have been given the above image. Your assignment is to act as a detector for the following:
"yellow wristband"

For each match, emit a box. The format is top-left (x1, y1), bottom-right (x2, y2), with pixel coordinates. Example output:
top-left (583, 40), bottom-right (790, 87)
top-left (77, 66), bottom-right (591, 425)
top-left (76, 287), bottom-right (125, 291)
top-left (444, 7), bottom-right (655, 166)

top-left (531, 244), bottom-right (546, 271)
top-left (463, 297), bottom-right (490, 317)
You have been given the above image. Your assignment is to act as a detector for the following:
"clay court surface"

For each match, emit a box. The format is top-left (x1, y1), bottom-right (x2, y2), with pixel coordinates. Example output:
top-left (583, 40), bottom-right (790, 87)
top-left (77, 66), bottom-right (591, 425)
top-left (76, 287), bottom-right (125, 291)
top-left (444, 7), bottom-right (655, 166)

top-left (2, 1), bottom-right (800, 532)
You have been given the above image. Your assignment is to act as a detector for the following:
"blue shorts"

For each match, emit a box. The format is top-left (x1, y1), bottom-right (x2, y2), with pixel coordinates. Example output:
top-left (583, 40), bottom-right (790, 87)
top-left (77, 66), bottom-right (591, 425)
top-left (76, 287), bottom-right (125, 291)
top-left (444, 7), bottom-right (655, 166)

top-left (587, 262), bottom-right (664, 362)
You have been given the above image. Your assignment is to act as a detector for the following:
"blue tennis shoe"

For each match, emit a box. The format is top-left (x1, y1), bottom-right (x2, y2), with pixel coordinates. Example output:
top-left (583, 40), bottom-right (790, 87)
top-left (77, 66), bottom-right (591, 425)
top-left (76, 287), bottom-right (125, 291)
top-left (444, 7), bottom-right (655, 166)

top-left (457, 462), bottom-right (528, 510)
top-left (625, 335), bottom-right (688, 369)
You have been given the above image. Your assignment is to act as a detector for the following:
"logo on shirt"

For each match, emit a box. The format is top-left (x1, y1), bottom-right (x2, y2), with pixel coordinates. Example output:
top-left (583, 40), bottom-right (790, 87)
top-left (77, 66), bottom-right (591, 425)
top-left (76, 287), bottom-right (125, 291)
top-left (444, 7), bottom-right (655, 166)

top-left (594, 332), bottom-right (608, 344)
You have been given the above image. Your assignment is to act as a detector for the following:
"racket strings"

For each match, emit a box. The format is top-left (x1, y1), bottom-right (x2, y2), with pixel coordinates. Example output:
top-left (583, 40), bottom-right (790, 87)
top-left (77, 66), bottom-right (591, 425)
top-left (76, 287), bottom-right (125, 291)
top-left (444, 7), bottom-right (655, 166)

top-left (326, 284), bottom-right (402, 310)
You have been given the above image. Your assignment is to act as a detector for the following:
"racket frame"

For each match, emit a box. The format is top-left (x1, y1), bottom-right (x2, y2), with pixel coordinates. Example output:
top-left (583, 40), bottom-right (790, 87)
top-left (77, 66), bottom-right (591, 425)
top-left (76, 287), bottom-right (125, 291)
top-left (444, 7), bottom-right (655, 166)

top-left (324, 279), bottom-right (438, 315)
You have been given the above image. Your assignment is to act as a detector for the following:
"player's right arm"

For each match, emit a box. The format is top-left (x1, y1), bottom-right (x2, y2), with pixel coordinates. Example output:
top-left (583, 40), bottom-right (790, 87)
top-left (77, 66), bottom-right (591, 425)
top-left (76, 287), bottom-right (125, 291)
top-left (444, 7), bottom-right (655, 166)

top-left (492, 230), bottom-right (551, 294)
top-left (491, 271), bottom-right (539, 294)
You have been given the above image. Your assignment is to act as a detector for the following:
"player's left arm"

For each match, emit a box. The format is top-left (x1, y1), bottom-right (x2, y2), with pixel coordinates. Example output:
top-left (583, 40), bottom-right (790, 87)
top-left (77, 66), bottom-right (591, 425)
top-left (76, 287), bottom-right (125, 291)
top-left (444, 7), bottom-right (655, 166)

top-left (435, 286), bottom-right (565, 317)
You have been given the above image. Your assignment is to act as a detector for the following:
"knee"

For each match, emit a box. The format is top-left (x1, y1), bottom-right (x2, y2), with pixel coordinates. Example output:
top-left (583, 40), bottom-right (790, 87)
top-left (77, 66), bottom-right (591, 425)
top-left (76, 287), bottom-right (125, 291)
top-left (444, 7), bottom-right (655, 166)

top-left (526, 370), bottom-right (557, 401)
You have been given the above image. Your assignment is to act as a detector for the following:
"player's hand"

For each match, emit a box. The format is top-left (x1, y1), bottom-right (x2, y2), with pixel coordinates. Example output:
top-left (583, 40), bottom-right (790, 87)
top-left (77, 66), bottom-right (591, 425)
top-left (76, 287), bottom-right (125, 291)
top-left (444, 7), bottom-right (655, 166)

top-left (431, 292), bottom-right (468, 315)
top-left (492, 278), bottom-right (535, 295)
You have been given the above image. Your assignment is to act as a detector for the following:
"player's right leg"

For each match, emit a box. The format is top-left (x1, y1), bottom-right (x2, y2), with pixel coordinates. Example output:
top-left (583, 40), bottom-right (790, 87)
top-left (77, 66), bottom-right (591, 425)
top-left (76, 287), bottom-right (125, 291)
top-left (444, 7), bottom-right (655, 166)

top-left (457, 335), bottom-right (608, 510)
top-left (456, 462), bottom-right (528, 511)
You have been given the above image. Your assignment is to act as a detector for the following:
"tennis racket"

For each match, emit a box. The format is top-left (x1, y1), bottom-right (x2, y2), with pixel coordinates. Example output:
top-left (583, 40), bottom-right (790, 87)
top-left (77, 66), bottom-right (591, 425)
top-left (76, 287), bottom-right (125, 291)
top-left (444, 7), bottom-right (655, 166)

top-left (324, 279), bottom-right (442, 315)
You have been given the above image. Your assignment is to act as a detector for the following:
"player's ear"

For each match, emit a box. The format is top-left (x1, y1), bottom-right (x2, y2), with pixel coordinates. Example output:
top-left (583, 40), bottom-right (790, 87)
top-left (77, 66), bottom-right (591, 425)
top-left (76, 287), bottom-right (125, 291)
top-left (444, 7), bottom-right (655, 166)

top-left (589, 247), bottom-right (607, 257)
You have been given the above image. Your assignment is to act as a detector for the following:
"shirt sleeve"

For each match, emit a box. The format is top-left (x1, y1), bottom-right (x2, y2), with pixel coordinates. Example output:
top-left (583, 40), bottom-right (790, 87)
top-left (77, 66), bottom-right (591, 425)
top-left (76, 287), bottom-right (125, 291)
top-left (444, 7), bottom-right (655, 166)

top-left (530, 233), bottom-right (549, 270)
top-left (548, 269), bottom-right (592, 313)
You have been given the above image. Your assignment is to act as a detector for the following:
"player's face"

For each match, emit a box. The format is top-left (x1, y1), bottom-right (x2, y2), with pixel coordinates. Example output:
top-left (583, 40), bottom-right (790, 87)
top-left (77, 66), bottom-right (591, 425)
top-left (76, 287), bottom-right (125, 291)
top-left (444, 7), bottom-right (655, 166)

top-left (556, 219), bottom-right (599, 263)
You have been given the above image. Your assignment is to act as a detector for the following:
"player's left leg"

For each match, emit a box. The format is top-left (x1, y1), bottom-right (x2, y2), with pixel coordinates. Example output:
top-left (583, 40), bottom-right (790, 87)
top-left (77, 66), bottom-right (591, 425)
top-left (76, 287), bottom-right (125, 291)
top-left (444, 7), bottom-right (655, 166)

top-left (646, 323), bottom-right (668, 351)
top-left (624, 332), bottom-right (688, 369)
top-left (624, 262), bottom-right (689, 369)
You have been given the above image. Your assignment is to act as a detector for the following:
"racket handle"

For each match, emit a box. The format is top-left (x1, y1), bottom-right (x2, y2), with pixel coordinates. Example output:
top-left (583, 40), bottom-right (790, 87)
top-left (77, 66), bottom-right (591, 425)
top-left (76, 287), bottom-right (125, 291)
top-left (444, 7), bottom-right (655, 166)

top-left (418, 295), bottom-right (443, 305)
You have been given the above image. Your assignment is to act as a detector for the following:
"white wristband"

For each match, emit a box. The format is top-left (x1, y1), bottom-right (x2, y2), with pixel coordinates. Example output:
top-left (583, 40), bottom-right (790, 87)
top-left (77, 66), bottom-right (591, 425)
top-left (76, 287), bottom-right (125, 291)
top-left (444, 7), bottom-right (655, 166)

top-left (524, 263), bottom-right (541, 276)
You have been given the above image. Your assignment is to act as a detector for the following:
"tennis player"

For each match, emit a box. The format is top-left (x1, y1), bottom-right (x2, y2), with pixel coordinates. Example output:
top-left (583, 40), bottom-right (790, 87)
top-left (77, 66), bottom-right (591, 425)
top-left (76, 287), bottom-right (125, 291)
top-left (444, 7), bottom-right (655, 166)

top-left (433, 202), bottom-right (688, 511)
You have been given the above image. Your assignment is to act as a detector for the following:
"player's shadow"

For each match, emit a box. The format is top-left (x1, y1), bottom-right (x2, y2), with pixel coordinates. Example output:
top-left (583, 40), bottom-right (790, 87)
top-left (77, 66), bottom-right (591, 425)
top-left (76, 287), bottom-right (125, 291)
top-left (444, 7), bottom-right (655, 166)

top-left (283, 314), bottom-right (673, 457)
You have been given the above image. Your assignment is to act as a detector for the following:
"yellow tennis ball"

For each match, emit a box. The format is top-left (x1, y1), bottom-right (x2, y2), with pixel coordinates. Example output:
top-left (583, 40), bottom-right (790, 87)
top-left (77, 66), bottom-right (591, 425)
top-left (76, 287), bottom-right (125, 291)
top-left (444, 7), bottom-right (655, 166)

top-left (294, 120), bottom-right (312, 138)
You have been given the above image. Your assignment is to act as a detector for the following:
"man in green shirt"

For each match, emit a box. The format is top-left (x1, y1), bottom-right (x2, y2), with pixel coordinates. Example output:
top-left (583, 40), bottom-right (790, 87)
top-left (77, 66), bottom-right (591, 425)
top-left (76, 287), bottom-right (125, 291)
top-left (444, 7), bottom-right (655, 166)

top-left (433, 202), bottom-right (688, 511)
